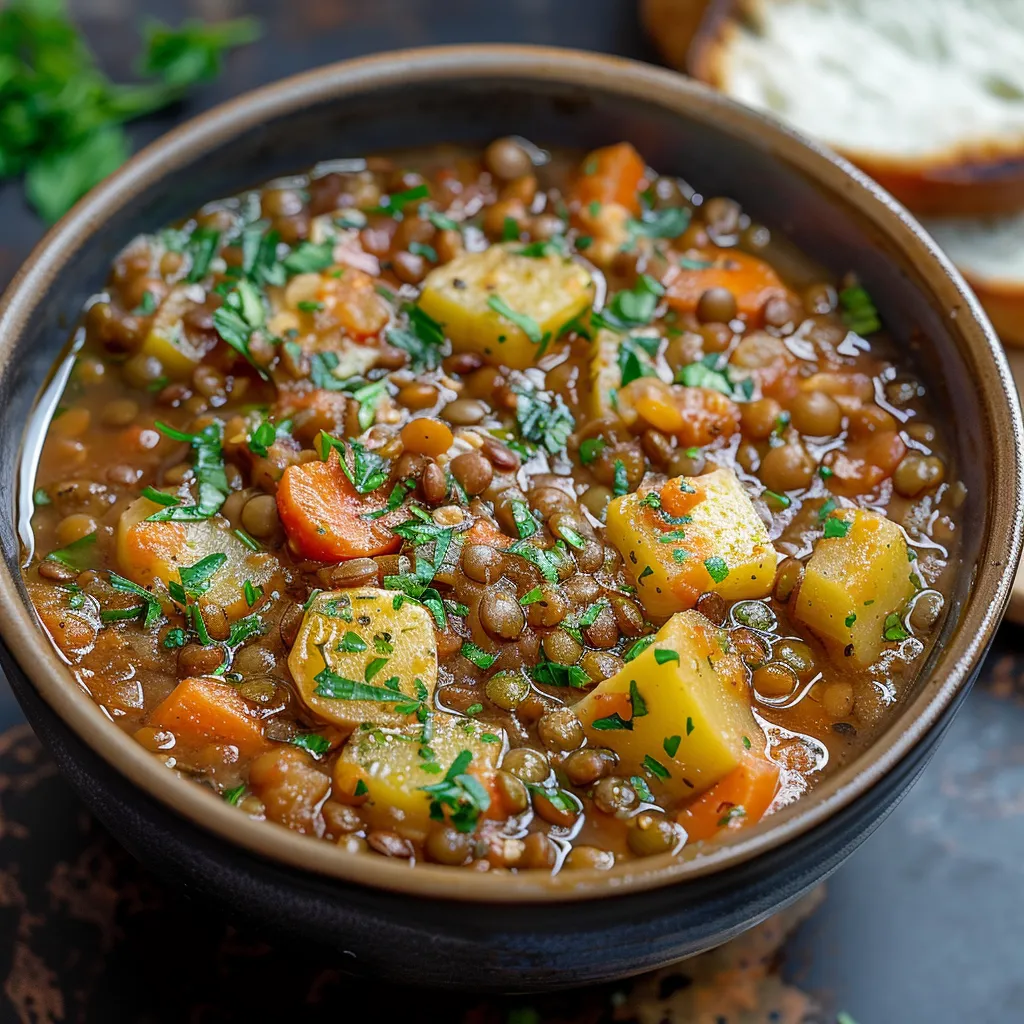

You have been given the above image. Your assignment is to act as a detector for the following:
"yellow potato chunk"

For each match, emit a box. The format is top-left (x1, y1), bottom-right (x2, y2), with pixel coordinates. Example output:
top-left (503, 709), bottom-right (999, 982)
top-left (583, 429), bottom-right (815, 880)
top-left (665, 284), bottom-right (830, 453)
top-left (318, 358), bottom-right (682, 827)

top-left (338, 714), bottom-right (503, 830)
top-left (288, 588), bottom-right (438, 730)
top-left (575, 610), bottom-right (759, 801)
top-left (116, 497), bottom-right (281, 619)
top-left (607, 467), bottom-right (777, 618)
top-left (141, 287), bottom-right (208, 378)
top-left (795, 508), bottom-right (916, 669)
top-left (589, 327), bottom-right (622, 417)
top-left (418, 243), bottom-right (595, 369)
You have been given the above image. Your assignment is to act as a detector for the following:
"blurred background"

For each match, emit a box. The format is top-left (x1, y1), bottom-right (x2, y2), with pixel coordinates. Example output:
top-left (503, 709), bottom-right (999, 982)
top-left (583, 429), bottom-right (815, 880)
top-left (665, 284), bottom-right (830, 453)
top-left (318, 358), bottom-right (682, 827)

top-left (2, 2), bottom-right (1024, 1022)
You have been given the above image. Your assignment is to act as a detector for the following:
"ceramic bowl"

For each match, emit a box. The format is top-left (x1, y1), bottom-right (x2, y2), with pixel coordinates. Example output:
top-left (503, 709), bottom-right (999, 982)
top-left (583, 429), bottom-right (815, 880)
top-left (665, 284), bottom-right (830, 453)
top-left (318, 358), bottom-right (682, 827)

top-left (0, 46), bottom-right (1021, 990)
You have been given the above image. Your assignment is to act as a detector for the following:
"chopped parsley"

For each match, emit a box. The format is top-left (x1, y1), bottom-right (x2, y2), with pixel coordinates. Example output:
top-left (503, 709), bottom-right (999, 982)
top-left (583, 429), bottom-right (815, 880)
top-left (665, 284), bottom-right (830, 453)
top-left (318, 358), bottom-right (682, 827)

top-left (46, 532), bottom-right (97, 571)
top-left (408, 240), bottom-right (438, 263)
top-left (223, 784), bottom-right (246, 806)
top-left (105, 572), bottom-right (162, 627)
top-left (420, 749), bottom-right (491, 833)
top-left (654, 649), bottom-right (679, 665)
top-left (289, 733), bottom-right (331, 757)
top-left (338, 631), bottom-right (368, 653)
top-left (460, 641), bottom-right (496, 669)
top-left (213, 277), bottom-right (270, 378)
top-left (624, 635), bottom-right (657, 662)
top-left (618, 334), bottom-right (661, 386)
top-left (817, 496), bottom-right (838, 522)
top-left (488, 295), bottom-right (544, 346)
top-left (385, 303), bottom-right (447, 373)
top-left (643, 754), bottom-right (671, 780)
top-left (149, 422), bottom-right (228, 521)
top-left (631, 775), bottom-right (655, 803)
top-left (883, 613), bottom-right (910, 642)
top-left (595, 274), bottom-right (665, 332)
top-left (163, 627), bottom-right (187, 649)
top-left (532, 659), bottom-right (590, 689)
top-left (625, 206), bottom-right (690, 247)
top-left (247, 419), bottom-right (277, 457)
top-left (704, 556), bottom-right (729, 583)
top-left (282, 240), bottom-right (334, 274)
top-left (317, 433), bottom-right (389, 494)
top-left (663, 735), bottom-right (681, 758)
top-left (823, 515), bottom-right (851, 539)
top-left (369, 183), bottom-right (430, 218)
top-left (839, 285), bottom-right (881, 336)
top-left (514, 384), bottom-right (575, 455)
top-left (612, 459), bottom-right (629, 497)
top-left (509, 499), bottom-right (540, 539)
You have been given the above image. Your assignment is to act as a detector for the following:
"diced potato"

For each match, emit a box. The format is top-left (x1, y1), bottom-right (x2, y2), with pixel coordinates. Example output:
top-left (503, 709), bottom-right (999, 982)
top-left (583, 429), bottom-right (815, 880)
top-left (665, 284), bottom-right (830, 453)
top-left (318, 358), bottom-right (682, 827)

top-left (606, 467), bottom-right (777, 618)
top-left (418, 243), bottom-right (595, 369)
top-left (116, 497), bottom-right (282, 619)
top-left (575, 610), bottom-right (760, 800)
top-left (141, 287), bottom-right (209, 378)
top-left (150, 676), bottom-right (270, 757)
top-left (795, 508), bottom-right (916, 668)
top-left (288, 588), bottom-right (438, 730)
top-left (589, 327), bottom-right (623, 417)
top-left (339, 714), bottom-right (504, 830)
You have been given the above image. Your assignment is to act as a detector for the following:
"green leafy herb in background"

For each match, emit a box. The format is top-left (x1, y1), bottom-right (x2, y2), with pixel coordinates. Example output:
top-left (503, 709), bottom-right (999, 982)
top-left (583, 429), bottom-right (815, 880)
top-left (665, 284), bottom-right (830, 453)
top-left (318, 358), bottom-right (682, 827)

top-left (0, 0), bottom-right (260, 222)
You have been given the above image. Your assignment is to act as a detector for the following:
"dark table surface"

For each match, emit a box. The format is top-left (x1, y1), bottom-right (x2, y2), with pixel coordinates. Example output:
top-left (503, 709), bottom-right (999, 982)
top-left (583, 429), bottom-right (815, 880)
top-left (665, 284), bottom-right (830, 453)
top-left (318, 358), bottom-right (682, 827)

top-left (2, 3), bottom-right (1023, 1021)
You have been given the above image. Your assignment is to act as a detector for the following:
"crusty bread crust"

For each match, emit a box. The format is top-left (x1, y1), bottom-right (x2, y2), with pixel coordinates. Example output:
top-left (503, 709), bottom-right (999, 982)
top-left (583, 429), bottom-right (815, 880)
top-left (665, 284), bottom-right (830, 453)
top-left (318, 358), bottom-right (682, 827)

top-left (961, 276), bottom-right (1024, 347)
top-left (681, 0), bottom-right (1024, 216)
top-left (639, 0), bottom-right (715, 71)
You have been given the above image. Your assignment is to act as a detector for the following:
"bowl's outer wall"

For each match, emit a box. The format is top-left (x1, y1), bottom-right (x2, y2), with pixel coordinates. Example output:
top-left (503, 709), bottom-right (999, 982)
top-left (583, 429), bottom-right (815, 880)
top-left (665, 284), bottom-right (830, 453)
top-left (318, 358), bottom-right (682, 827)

top-left (0, 75), bottom-right (988, 710)
top-left (0, 636), bottom-right (975, 990)
top-left (0, 55), bottom-right (1016, 984)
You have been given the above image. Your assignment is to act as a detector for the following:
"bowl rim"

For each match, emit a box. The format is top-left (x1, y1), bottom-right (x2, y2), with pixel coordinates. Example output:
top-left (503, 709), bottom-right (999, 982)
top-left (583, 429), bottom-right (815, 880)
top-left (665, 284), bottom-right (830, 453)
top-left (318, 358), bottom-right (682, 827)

top-left (0, 43), bottom-right (1021, 903)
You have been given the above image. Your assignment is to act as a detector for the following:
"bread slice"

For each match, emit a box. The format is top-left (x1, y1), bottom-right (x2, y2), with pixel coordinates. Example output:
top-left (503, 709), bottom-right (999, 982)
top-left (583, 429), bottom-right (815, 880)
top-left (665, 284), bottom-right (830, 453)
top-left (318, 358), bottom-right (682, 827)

top-left (924, 214), bottom-right (1024, 346)
top-left (639, 0), bottom-right (714, 70)
top-left (686, 0), bottom-right (1024, 216)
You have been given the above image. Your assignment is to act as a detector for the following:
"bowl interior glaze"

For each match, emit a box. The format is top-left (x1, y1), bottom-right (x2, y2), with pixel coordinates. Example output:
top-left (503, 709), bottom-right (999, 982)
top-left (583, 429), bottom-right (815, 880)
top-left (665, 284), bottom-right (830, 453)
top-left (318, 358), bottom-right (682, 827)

top-left (0, 45), bottom-right (1020, 902)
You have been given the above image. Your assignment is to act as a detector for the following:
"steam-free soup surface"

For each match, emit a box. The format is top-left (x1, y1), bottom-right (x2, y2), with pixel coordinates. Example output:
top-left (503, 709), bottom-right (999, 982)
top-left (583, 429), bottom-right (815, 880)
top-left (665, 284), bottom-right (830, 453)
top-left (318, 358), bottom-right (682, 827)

top-left (22, 138), bottom-right (960, 871)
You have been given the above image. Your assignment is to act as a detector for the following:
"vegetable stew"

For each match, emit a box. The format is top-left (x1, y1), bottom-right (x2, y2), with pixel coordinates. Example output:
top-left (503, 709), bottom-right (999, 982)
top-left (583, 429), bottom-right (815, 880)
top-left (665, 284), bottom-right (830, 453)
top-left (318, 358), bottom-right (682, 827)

top-left (21, 138), bottom-right (961, 871)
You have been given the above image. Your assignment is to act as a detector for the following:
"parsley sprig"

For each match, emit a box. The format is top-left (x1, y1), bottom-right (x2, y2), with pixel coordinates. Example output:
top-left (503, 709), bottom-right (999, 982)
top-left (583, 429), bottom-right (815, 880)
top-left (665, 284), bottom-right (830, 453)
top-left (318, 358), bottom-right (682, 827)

top-left (1, 4), bottom-right (259, 222)
top-left (147, 422), bottom-right (228, 521)
top-left (419, 749), bottom-right (491, 833)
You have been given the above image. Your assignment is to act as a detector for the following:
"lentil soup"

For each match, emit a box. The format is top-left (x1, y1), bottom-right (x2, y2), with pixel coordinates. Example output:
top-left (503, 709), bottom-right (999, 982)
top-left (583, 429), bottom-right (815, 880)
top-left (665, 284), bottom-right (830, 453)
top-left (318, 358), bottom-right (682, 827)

top-left (20, 138), bottom-right (961, 872)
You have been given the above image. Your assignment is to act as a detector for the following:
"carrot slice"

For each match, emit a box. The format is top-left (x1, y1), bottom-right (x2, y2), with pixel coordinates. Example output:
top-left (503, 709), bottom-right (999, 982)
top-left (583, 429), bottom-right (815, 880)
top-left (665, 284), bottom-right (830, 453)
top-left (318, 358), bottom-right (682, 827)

top-left (572, 142), bottom-right (648, 214)
top-left (677, 751), bottom-right (781, 843)
top-left (150, 676), bottom-right (269, 757)
top-left (276, 454), bottom-right (400, 561)
top-left (463, 518), bottom-right (515, 550)
top-left (665, 247), bottom-right (788, 323)
top-left (659, 476), bottom-right (705, 518)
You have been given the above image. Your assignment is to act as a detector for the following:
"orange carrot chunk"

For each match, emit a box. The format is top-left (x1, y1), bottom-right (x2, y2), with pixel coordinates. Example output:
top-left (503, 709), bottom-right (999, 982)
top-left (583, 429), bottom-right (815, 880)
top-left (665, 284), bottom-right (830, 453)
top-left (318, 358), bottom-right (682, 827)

top-left (150, 676), bottom-right (269, 757)
top-left (276, 453), bottom-right (400, 562)
top-left (665, 247), bottom-right (789, 323)
top-left (677, 750), bottom-right (781, 843)
top-left (572, 142), bottom-right (648, 215)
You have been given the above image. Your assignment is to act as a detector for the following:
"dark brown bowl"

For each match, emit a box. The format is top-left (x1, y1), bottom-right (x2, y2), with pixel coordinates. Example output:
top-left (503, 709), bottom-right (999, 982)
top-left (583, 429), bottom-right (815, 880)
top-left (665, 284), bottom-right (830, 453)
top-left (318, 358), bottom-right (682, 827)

top-left (0, 45), bottom-right (1021, 989)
